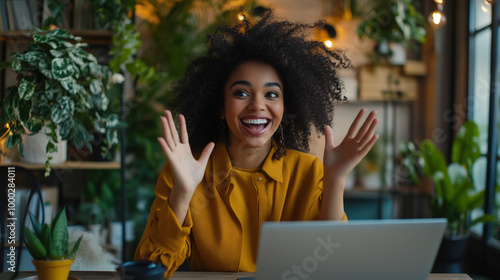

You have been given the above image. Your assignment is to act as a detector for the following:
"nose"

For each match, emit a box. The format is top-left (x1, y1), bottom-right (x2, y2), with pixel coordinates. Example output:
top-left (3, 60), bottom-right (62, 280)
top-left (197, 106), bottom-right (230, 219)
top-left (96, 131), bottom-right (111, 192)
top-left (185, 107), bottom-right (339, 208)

top-left (248, 95), bottom-right (265, 111)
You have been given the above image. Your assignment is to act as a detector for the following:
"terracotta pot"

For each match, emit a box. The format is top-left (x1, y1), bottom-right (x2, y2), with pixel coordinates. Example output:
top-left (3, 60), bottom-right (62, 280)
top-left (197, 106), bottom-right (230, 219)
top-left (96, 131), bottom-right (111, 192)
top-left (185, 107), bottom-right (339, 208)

top-left (32, 259), bottom-right (74, 280)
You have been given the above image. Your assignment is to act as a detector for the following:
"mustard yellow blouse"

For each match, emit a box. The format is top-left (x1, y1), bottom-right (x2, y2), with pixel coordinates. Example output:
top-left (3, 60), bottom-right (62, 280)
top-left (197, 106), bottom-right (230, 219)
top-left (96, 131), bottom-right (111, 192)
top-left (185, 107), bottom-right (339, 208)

top-left (134, 142), bottom-right (347, 278)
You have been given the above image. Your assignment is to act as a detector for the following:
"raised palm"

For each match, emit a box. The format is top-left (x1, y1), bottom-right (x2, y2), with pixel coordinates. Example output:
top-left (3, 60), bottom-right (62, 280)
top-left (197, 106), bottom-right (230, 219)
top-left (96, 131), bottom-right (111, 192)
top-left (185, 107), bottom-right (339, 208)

top-left (323, 109), bottom-right (379, 185)
top-left (158, 110), bottom-right (215, 194)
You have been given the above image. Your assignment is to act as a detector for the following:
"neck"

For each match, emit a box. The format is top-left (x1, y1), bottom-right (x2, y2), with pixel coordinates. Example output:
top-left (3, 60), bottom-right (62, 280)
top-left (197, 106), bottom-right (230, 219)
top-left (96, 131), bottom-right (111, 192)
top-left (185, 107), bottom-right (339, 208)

top-left (226, 141), bottom-right (272, 170)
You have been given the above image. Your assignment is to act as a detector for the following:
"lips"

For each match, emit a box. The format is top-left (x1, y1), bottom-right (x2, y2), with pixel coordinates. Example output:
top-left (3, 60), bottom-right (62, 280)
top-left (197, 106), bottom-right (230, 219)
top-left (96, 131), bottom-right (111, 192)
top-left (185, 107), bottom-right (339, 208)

top-left (241, 117), bottom-right (270, 133)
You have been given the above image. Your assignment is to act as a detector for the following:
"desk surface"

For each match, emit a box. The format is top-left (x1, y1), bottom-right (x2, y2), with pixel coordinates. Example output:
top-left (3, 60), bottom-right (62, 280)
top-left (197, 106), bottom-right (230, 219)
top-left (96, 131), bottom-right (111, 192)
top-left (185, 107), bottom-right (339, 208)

top-left (7, 271), bottom-right (472, 280)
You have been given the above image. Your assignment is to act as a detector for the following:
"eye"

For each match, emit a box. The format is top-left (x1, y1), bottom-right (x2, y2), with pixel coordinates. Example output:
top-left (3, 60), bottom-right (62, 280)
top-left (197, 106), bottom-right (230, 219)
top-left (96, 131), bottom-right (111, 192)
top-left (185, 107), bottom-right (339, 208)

top-left (233, 90), bottom-right (249, 97)
top-left (266, 91), bottom-right (279, 98)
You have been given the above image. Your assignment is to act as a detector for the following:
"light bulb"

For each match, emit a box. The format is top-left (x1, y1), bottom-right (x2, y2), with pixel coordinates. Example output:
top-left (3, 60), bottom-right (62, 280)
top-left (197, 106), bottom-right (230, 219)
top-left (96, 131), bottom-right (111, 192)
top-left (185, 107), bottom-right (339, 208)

top-left (434, 0), bottom-right (444, 3)
top-left (485, 0), bottom-right (495, 4)
top-left (324, 40), bottom-right (333, 48)
top-left (238, 13), bottom-right (245, 21)
top-left (481, 4), bottom-right (491, 13)
top-left (428, 5), bottom-right (447, 29)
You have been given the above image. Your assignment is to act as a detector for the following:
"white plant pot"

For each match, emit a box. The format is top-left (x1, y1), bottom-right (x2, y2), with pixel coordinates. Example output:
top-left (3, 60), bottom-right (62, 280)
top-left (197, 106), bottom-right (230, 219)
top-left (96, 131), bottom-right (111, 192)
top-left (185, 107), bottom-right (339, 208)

top-left (388, 43), bottom-right (407, 65)
top-left (21, 127), bottom-right (67, 164)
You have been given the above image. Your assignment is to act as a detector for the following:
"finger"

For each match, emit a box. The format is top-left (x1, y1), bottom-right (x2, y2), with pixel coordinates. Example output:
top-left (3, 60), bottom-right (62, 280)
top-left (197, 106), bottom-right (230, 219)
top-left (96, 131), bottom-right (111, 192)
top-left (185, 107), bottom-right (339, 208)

top-left (166, 110), bottom-right (180, 145)
top-left (179, 114), bottom-right (189, 144)
top-left (157, 137), bottom-right (173, 159)
top-left (198, 142), bottom-right (215, 166)
top-left (161, 115), bottom-right (175, 150)
top-left (324, 125), bottom-right (335, 150)
top-left (354, 111), bottom-right (377, 141)
top-left (359, 134), bottom-right (379, 157)
top-left (346, 108), bottom-right (366, 138)
top-left (359, 118), bottom-right (379, 147)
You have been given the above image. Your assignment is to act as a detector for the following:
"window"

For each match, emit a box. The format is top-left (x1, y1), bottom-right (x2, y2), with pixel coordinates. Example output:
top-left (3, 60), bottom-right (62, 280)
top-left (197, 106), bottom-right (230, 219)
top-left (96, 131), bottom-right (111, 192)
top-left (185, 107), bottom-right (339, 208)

top-left (468, 0), bottom-right (499, 245)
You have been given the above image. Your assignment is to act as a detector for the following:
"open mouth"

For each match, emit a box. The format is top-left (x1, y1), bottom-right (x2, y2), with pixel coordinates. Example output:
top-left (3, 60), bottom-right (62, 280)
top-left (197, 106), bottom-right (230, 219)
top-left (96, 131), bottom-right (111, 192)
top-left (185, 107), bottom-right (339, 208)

top-left (241, 118), bottom-right (270, 131)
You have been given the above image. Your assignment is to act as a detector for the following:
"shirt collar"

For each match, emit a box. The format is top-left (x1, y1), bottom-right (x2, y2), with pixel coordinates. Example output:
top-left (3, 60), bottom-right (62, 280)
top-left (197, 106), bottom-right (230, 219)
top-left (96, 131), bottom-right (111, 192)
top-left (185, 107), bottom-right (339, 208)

top-left (211, 142), bottom-right (284, 186)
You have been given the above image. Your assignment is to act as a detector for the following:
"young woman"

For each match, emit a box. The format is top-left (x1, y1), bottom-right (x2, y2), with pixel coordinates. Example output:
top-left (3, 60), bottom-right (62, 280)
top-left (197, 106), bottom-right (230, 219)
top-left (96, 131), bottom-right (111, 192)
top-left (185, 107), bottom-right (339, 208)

top-left (135, 11), bottom-right (379, 278)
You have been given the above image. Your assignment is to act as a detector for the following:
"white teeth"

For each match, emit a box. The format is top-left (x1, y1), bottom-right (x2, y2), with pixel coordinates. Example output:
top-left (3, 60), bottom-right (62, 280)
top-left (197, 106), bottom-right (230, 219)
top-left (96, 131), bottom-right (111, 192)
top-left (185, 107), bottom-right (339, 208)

top-left (243, 119), bottom-right (269, 125)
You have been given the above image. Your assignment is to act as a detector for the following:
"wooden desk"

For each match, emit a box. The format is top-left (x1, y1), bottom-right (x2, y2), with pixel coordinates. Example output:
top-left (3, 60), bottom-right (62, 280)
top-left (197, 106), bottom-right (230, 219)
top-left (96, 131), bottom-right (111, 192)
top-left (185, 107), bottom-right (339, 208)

top-left (7, 271), bottom-right (472, 280)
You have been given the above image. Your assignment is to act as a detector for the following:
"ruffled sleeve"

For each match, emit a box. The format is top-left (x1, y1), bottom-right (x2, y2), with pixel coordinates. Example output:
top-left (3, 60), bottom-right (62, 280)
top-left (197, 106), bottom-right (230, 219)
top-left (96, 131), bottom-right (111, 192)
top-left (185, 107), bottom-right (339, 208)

top-left (134, 163), bottom-right (192, 279)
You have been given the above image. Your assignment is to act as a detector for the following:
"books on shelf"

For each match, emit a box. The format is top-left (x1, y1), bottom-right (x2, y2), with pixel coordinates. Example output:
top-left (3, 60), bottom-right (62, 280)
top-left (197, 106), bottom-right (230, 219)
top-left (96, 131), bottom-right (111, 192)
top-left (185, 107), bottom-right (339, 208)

top-left (0, 0), bottom-right (99, 32)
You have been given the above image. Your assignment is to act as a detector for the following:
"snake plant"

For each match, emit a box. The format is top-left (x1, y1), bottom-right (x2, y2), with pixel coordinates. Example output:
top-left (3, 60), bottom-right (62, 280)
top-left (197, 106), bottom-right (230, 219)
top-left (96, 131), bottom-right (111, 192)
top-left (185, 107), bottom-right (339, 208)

top-left (24, 207), bottom-right (83, 260)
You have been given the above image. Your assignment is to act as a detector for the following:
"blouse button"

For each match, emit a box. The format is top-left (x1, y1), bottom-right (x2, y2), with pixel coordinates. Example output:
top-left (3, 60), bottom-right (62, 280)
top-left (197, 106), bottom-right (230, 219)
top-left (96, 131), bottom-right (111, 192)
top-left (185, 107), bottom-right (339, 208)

top-left (258, 176), bottom-right (263, 181)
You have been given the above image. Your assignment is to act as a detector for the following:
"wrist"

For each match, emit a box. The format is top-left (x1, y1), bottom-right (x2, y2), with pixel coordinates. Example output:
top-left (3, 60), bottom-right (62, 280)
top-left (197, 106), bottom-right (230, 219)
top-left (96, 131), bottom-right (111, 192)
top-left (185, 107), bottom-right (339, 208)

top-left (324, 176), bottom-right (347, 192)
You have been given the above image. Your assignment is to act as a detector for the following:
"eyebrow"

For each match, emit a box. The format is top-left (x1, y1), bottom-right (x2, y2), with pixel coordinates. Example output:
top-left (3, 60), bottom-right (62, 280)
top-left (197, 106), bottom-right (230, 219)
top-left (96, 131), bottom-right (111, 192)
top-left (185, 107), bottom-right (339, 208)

top-left (229, 80), bottom-right (283, 91)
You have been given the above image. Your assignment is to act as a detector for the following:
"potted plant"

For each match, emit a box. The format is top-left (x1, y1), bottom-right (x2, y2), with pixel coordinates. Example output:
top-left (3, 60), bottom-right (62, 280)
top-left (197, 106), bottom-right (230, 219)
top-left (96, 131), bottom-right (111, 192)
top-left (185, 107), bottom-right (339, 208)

top-left (24, 207), bottom-right (83, 280)
top-left (356, 0), bottom-right (426, 65)
top-left (0, 28), bottom-right (120, 176)
top-left (400, 121), bottom-right (499, 272)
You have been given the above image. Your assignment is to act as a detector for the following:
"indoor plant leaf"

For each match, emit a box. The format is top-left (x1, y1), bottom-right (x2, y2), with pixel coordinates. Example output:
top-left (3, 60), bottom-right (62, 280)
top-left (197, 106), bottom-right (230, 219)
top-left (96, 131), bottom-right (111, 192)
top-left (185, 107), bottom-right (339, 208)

top-left (18, 80), bottom-right (36, 100)
top-left (452, 121), bottom-right (481, 170)
top-left (52, 58), bottom-right (75, 79)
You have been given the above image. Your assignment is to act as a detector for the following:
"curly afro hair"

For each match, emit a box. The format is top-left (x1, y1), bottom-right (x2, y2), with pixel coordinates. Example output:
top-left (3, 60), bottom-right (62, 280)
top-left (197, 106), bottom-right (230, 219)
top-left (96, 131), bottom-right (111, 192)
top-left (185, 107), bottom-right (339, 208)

top-left (170, 10), bottom-right (352, 158)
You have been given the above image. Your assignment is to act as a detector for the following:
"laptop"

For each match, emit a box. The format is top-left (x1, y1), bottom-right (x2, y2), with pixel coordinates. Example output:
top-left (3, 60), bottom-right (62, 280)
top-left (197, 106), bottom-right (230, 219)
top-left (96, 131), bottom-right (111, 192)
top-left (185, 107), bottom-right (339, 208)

top-left (253, 218), bottom-right (447, 280)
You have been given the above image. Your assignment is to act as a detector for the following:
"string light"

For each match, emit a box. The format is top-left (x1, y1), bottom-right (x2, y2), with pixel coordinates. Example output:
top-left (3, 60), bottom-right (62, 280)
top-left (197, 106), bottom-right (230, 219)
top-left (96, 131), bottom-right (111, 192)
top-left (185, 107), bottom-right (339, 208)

top-left (238, 13), bottom-right (245, 21)
top-left (324, 40), bottom-right (333, 48)
top-left (428, 2), bottom-right (446, 29)
top-left (1, 123), bottom-right (11, 140)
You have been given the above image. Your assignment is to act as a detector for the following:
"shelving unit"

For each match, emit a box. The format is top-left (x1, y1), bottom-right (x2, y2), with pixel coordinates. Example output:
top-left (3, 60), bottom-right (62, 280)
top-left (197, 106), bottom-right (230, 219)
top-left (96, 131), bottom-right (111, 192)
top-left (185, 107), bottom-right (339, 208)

top-left (0, 27), bottom-right (129, 262)
top-left (336, 97), bottom-right (416, 220)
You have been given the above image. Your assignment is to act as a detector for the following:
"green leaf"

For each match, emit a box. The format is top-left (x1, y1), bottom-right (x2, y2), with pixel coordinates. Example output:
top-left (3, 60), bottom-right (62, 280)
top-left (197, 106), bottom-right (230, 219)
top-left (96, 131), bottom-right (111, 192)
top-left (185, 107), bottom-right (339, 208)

top-left (40, 224), bottom-right (51, 250)
top-left (452, 121), bottom-right (481, 169)
top-left (48, 207), bottom-right (68, 259)
top-left (18, 99), bottom-right (33, 123)
top-left (68, 235), bottom-right (83, 258)
top-left (18, 80), bottom-right (36, 100)
top-left (24, 226), bottom-right (47, 260)
top-left (94, 93), bottom-right (109, 111)
top-left (50, 104), bottom-right (68, 124)
top-left (44, 80), bottom-right (63, 100)
top-left (49, 49), bottom-right (66, 58)
top-left (89, 79), bottom-right (103, 95)
top-left (52, 58), bottom-right (75, 79)
top-left (28, 212), bottom-right (43, 236)
top-left (11, 60), bottom-right (22, 71)
top-left (39, 59), bottom-right (54, 79)
top-left (59, 118), bottom-right (73, 139)
top-left (60, 77), bottom-right (83, 95)
top-left (46, 141), bottom-right (57, 154)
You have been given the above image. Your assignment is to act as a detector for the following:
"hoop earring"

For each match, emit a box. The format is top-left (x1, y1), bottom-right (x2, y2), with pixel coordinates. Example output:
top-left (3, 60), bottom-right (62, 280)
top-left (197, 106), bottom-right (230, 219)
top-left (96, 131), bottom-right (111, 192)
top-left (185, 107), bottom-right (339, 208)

top-left (273, 124), bottom-right (287, 160)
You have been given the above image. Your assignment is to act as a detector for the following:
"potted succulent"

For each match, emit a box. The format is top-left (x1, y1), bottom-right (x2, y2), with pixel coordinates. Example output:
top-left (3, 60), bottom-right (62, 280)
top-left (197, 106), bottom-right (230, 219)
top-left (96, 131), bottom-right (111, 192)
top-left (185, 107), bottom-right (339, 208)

top-left (0, 28), bottom-right (120, 175)
top-left (24, 207), bottom-right (83, 280)
top-left (356, 0), bottom-right (426, 65)
top-left (400, 121), bottom-right (499, 272)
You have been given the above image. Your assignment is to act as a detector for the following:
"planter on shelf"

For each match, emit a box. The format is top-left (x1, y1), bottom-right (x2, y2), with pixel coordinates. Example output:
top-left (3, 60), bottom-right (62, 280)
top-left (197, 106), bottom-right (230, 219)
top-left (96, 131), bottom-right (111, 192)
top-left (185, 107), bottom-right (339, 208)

top-left (0, 28), bottom-right (121, 176)
top-left (21, 126), bottom-right (67, 164)
top-left (357, 0), bottom-right (426, 65)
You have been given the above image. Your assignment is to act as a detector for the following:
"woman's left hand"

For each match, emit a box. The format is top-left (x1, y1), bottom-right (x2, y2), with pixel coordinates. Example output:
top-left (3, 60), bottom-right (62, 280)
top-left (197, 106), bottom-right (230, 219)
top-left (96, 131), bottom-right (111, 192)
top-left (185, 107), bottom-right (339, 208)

top-left (323, 108), bottom-right (379, 186)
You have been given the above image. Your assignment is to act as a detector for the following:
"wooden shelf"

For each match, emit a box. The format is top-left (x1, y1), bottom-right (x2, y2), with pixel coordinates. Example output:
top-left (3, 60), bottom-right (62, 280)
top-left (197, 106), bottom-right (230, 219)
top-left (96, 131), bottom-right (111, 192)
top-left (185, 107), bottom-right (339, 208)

top-left (0, 161), bottom-right (120, 170)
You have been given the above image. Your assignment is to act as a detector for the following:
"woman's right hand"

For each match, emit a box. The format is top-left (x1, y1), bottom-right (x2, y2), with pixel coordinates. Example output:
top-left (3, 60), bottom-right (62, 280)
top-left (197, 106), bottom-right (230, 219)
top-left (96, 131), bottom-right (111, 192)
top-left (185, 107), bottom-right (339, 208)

top-left (158, 110), bottom-right (215, 222)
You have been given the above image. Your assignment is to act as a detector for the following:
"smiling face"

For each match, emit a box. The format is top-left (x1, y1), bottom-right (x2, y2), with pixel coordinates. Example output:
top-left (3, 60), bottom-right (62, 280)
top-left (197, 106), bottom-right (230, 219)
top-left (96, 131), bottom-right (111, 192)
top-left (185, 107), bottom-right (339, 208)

top-left (222, 60), bottom-right (284, 152)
